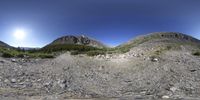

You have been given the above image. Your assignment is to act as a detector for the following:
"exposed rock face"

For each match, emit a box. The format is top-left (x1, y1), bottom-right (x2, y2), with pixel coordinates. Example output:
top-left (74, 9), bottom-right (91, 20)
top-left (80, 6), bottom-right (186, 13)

top-left (50, 35), bottom-right (107, 48)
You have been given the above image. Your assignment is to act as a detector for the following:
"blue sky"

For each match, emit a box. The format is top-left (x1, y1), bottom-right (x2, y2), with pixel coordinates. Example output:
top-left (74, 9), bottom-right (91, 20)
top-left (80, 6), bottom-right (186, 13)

top-left (0, 0), bottom-right (200, 47)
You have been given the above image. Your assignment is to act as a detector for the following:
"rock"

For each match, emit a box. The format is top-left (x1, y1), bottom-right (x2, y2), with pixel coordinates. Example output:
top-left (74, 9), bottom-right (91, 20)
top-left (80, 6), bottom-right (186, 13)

top-left (4, 79), bottom-right (9, 83)
top-left (162, 95), bottom-right (170, 99)
top-left (190, 69), bottom-right (197, 72)
top-left (0, 60), bottom-right (4, 63)
top-left (11, 59), bottom-right (16, 62)
top-left (170, 87), bottom-right (177, 92)
top-left (152, 58), bottom-right (159, 62)
top-left (59, 83), bottom-right (67, 89)
top-left (11, 79), bottom-right (17, 83)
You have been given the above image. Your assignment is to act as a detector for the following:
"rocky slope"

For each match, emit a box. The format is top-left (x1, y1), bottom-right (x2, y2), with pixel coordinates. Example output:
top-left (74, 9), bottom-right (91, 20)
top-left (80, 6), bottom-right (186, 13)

top-left (118, 32), bottom-right (200, 49)
top-left (0, 41), bottom-right (10, 48)
top-left (0, 32), bottom-right (200, 100)
top-left (47, 35), bottom-right (107, 48)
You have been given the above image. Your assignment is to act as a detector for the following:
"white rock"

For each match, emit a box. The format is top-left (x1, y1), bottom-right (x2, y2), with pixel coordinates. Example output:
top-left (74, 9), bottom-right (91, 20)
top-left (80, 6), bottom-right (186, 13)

top-left (170, 87), bottom-right (177, 92)
top-left (152, 58), bottom-right (159, 62)
top-left (4, 79), bottom-right (9, 83)
top-left (11, 59), bottom-right (16, 62)
top-left (162, 95), bottom-right (170, 99)
top-left (59, 83), bottom-right (66, 89)
top-left (11, 78), bottom-right (17, 83)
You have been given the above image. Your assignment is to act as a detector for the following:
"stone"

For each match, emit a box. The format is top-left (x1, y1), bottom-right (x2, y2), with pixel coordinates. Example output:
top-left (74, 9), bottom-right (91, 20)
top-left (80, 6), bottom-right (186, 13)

top-left (162, 95), bottom-right (170, 99)
top-left (11, 79), bottom-right (17, 83)
top-left (4, 79), bottom-right (9, 83)
top-left (0, 60), bottom-right (4, 63)
top-left (59, 83), bottom-right (66, 89)
top-left (170, 87), bottom-right (177, 92)
top-left (11, 59), bottom-right (16, 62)
top-left (152, 58), bottom-right (159, 62)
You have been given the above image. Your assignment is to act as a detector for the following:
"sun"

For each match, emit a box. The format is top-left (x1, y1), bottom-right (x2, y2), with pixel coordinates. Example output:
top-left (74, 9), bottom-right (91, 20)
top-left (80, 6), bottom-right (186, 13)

top-left (14, 29), bottom-right (26, 40)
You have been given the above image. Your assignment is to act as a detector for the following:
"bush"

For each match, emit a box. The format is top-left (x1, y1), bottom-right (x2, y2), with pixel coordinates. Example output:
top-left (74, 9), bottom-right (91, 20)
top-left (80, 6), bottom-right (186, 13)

top-left (41, 44), bottom-right (99, 53)
top-left (86, 50), bottom-right (105, 56)
top-left (16, 54), bottom-right (25, 58)
top-left (193, 51), bottom-right (200, 56)
top-left (70, 51), bottom-right (81, 55)
top-left (2, 52), bottom-right (14, 58)
top-left (38, 54), bottom-right (54, 59)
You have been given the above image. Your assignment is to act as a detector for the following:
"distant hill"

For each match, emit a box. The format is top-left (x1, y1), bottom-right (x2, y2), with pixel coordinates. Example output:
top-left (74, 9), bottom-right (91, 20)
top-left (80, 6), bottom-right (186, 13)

top-left (117, 32), bottom-right (200, 50)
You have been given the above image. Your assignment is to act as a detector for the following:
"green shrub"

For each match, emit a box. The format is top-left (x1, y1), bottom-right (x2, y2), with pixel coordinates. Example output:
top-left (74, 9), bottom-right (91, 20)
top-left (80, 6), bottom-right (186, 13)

top-left (86, 50), bottom-right (105, 56)
top-left (2, 52), bottom-right (14, 58)
top-left (16, 54), bottom-right (25, 58)
top-left (70, 51), bottom-right (81, 55)
top-left (41, 44), bottom-right (99, 53)
top-left (193, 51), bottom-right (200, 56)
top-left (38, 54), bottom-right (54, 59)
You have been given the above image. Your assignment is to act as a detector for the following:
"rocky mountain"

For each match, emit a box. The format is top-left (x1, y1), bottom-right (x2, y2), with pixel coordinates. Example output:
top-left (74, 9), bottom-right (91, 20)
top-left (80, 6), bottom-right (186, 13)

top-left (48, 35), bottom-right (107, 48)
top-left (0, 41), bottom-right (10, 48)
top-left (117, 32), bottom-right (200, 49)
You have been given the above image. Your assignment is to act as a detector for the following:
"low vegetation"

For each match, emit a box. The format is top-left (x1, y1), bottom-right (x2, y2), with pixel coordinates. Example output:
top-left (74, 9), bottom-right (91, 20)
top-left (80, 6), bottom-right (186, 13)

top-left (192, 51), bottom-right (200, 56)
top-left (86, 50), bottom-right (106, 56)
top-left (0, 47), bottom-right (54, 58)
top-left (41, 44), bottom-right (100, 53)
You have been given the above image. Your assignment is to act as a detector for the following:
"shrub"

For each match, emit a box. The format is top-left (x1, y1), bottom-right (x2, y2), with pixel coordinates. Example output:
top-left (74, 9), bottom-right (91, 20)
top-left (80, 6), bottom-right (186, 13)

top-left (193, 51), bottom-right (200, 56)
top-left (16, 54), bottom-right (25, 58)
top-left (86, 50), bottom-right (105, 56)
top-left (2, 52), bottom-right (14, 58)
top-left (38, 54), bottom-right (54, 59)
top-left (70, 51), bottom-right (81, 55)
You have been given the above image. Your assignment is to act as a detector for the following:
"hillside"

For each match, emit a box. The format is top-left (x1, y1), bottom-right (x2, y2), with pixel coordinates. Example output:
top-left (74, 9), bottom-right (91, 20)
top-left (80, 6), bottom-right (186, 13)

top-left (117, 32), bottom-right (200, 51)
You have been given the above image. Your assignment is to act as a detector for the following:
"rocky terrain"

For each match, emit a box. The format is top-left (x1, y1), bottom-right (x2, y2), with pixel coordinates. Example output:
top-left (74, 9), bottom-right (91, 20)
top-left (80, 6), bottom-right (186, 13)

top-left (0, 32), bottom-right (200, 100)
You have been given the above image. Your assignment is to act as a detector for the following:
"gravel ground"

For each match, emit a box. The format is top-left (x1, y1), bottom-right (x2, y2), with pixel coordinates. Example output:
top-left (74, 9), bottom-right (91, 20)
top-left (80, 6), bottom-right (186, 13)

top-left (0, 42), bottom-right (200, 100)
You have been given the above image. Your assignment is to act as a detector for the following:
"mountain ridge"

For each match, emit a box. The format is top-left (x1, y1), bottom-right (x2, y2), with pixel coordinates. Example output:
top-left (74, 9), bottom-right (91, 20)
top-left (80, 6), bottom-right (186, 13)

top-left (49, 35), bottom-right (107, 48)
top-left (117, 32), bottom-right (200, 49)
top-left (0, 32), bottom-right (199, 49)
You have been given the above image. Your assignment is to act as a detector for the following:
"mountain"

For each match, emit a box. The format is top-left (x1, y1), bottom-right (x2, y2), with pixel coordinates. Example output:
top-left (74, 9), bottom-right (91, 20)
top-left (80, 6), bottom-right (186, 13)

top-left (49, 35), bottom-right (107, 48)
top-left (117, 32), bottom-right (200, 50)
top-left (0, 41), bottom-right (10, 48)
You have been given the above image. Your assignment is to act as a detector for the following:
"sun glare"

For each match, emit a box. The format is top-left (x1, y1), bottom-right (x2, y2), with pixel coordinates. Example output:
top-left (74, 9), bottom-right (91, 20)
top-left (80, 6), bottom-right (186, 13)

top-left (14, 29), bottom-right (26, 40)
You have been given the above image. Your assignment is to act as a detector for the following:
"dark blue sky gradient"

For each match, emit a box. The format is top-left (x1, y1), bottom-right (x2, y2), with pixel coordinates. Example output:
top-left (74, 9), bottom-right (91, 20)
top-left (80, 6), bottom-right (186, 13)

top-left (0, 0), bottom-right (200, 47)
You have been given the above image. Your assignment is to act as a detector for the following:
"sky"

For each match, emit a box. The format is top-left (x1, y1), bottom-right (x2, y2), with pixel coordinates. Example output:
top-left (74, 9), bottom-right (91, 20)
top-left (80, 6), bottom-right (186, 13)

top-left (0, 0), bottom-right (200, 47)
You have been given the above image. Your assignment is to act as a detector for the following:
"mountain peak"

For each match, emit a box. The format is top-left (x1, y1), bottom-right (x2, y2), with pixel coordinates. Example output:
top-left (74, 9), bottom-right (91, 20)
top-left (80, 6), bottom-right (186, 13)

top-left (50, 35), bottom-right (107, 48)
